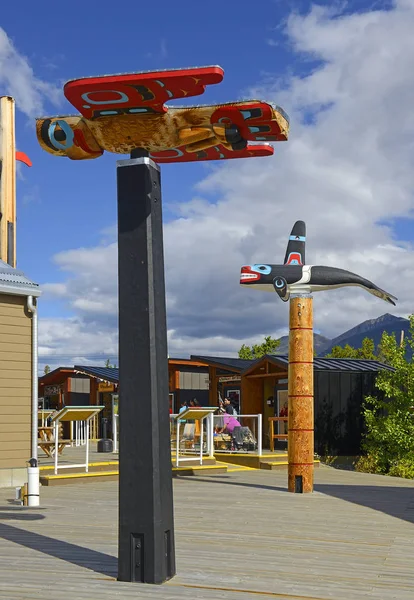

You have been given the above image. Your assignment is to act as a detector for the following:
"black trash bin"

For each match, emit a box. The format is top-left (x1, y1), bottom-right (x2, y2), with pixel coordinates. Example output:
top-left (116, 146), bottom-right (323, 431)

top-left (97, 417), bottom-right (113, 453)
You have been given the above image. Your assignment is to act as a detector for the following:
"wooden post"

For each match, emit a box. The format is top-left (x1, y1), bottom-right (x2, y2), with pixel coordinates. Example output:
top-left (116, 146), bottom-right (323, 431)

top-left (209, 367), bottom-right (217, 406)
top-left (288, 294), bottom-right (314, 493)
top-left (0, 96), bottom-right (16, 267)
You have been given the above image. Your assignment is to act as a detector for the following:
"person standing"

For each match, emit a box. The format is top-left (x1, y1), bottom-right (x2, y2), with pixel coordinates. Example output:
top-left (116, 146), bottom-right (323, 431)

top-left (279, 401), bottom-right (288, 434)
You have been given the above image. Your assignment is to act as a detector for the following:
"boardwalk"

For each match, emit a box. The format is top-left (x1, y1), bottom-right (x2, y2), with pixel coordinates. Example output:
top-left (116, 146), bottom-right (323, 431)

top-left (1, 465), bottom-right (414, 599)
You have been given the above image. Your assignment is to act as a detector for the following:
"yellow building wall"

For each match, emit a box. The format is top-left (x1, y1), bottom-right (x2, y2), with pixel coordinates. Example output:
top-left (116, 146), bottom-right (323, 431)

top-left (0, 293), bottom-right (31, 473)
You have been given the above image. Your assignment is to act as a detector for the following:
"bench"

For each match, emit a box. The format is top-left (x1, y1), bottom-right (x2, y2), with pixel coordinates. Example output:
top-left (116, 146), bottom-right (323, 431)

top-left (213, 433), bottom-right (232, 450)
top-left (37, 440), bottom-right (71, 458)
top-left (269, 417), bottom-right (288, 451)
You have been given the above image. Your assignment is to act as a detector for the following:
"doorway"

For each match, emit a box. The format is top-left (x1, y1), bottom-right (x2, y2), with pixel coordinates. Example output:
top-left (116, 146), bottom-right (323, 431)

top-left (276, 390), bottom-right (288, 436)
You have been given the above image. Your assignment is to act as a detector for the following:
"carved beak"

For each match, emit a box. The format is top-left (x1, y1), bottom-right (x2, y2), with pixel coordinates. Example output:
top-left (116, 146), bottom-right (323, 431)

top-left (240, 266), bottom-right (261, 283)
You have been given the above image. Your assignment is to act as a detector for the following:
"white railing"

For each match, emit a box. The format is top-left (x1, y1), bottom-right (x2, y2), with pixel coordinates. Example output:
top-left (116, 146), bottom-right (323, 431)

top-left (113, 413), bottom-right (119, 453)
top-left (212, 413), bottom-right (262, 456)
top-left (170, 412), bottom-right (262, 457)
top-left (74, 421), bottom-right (87, 446)
top-left (169, 412), bottom-right (214, 466)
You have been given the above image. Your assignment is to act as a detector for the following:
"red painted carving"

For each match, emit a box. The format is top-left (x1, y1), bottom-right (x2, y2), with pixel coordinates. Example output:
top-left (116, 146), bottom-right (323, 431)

top-left (150, 143), bottom-right (274, 164)
top-left (64, 66), bottom-right (224, 119)
top-left (36, 66), bottom-right (289, 163)
top-left (16, 151), bottom-right (32, 167)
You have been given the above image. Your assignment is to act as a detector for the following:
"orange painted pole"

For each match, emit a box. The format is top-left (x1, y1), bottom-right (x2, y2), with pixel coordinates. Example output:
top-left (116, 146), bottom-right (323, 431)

top-left (288, 294), bottom-right (314, 493)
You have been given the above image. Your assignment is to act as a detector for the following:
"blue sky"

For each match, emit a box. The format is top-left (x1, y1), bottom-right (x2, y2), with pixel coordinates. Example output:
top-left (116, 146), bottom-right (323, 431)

top-left (6, 1), bottom-right (294, 295)
top-left (1, 0), bottom-right (412, 367)
top-left (9, 1), bottom-right (292, 270)
top-left (5, 1), bottom-right (306, 314)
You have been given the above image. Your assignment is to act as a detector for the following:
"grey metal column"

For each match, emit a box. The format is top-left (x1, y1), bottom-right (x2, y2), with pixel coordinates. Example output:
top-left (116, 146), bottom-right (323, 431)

top-left (117, 150), bottom-right (175, 583)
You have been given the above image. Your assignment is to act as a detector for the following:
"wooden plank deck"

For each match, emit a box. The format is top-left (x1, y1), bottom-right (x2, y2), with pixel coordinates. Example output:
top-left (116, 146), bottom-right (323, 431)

top-left (1, 465), bottom-right (414, 599)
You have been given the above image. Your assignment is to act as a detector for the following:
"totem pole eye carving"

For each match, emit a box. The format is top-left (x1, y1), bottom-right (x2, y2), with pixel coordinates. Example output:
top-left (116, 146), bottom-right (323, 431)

top-left (35, 66), bottom-right (289, 163)
top-left (240, 220), bottom-right (397, 305)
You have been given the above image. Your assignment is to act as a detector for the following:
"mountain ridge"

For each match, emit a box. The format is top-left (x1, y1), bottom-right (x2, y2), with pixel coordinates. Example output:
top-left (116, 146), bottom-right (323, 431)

top-left (274, 313), bottom-right (410, 358)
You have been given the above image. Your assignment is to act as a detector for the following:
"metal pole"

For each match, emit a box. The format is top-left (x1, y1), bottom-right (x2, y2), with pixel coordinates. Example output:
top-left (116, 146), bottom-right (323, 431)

top-left (288, 294), bottom-right (314, 493)
top-left (113, 415), bottom-right (118, 454)
top-left (209, 412), bottom-right (214, 458)
top-left (117, 149), bottom-right (175, 584)
top-left (200, 418), bottom-right (204, 465)
top-left (176, 421), bottom-right (180, 468)
top-left (54, 421), bottom-right (58, 475)
top-left (85, 420), bottom-right (89, 473)
top-left (257, 413), bottom-right (263, 457)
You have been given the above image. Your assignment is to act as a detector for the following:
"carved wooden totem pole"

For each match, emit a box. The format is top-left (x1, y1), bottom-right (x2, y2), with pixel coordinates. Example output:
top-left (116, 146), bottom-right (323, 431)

top-left (35, 65), bottom-right (289, 583)
top-left (240, 220), bottom-right (396, 493)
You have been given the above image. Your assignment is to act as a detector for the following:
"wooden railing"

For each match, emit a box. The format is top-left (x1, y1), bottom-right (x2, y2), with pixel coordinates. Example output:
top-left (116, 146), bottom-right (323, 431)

top-left (269, 417), bottom-right (288, 451)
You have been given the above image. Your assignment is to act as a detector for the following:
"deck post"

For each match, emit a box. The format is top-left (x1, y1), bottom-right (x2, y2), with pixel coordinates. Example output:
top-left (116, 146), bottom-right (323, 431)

top-left (288, 294), bottom-right (314, 493)
top-left (117, 149), bottom-right (175, 583)
top-left (257, 413), bottom-right (263, 457)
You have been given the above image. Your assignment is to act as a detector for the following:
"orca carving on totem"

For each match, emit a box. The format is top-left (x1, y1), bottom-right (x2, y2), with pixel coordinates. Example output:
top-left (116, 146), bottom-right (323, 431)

top-left (240, 221), bottom-right (397, 305)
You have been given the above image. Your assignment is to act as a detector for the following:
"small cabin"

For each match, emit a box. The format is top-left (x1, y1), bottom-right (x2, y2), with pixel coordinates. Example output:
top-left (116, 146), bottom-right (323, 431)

top-left (37, 353), bottom-right (392, 458)
top-left (0, 260), bottom-right (40, 488)
top-left (38, 359), bottom-right (210, 439)
top-left (191, 354), bottom-right (393, 455)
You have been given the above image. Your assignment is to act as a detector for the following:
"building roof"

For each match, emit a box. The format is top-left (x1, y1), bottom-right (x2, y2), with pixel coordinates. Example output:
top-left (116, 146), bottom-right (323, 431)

top-left (0, 259), bottom-right (41, 297)
top-left (74, 365), bottom-right (119, 384)
top-left (243, 354), bottom-right (394, 374)
top-left (190, 355), bottom-right (257, 372)
top-left (168, 357), bottom-right (209, 367)
top-left (38, 367), bottom-right (76, 386)
top-left (42, 355), bottom-right (393, 389)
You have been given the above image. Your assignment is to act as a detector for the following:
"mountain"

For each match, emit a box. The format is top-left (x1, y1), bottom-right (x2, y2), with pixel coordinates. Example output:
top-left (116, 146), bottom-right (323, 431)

top-left (274, 314), bottom-right (411, 359)
top-left (275, 333), bottom-right (331, 355)
top-left (319, 313), bottom-right (410, 357)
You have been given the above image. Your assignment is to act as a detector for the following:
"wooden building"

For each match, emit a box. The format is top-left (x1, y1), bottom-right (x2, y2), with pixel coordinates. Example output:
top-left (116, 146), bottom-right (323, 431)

top-left (38, 359), bottom-right (210, 438)
top-left (167, 358), bottom-right (209, 410)
top-left (0, 260), bottom-right (40, 488)
top-left (38, 367), bottom-right (94, 410)
top-left (192, 354), bottom-right (393, 455)
top-left (38, 354), bottom-right (392, 456)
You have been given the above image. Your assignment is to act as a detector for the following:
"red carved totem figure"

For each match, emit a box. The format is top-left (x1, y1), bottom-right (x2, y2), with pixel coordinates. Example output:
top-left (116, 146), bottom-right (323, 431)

top-left (36, 66), bottom-right (289, 163)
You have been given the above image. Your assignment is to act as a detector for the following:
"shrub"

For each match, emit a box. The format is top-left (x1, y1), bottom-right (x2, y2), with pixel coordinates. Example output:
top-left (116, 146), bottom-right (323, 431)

top-left (355, 454), bottom-right (382, 474)
top-left (388, 457), bottom-right (414, 479)
top-left (359, 315), bottom-right (414, 477)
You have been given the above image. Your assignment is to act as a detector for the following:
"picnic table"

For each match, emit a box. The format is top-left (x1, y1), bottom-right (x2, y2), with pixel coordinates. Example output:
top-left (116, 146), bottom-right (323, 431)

top-left (38, 426), bottom-right (68, 458)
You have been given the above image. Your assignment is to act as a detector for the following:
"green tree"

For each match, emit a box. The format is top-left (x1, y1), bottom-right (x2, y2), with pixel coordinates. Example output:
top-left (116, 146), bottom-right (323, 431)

top-left (105, 359), bottom-right (117, 368)
top-left (325, 337), bottom-right (376, 360)
top-left (358, 337), bottom-right (377, 360)
top-left (238, 335), bottom-right (281, 360)
top-left (325, 343), bottom-right (359, 359)
top-left (357, 316), bottom-right (414, 476)
top-left (43, 365), bottom-right (51, 374)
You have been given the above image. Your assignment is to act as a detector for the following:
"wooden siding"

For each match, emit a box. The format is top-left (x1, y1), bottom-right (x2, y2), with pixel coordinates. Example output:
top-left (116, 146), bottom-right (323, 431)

top-left (0, 294), bottom-right (31, 469)
top-left (241, 376), bottom-right (262, 414)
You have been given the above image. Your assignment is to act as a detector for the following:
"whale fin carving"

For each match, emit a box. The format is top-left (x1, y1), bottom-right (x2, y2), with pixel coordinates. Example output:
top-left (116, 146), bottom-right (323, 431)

top-left (284, 220), bottom-right (305, 266)
top-left (273, 276), bottom-right (290, 301)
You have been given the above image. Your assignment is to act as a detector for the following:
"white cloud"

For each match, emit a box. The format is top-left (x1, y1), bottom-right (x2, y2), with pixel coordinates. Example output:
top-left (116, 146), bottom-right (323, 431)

top-left (38, 316), bottom-right (118, 373)
top-left (39, 1), bottom-right (414, 364)
top-left (0, 27), bottom-right (61, 118)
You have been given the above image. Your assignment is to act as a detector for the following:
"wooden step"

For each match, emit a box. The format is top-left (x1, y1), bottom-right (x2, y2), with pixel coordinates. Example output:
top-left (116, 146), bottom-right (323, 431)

top-left (39, 457), bottom-right (217, 476)
top-left (39, 461), bottom-right (119, 475)
top-left (216, 453), bottom-right (287, 469)
top-left (40, 463), bottom-right (227, 486)
top-left (40, 471), bottom-right (119, 486)
top-left (260, 459), bottom-right (320, 470)
top-left (173, 465), bottom-right (227, 477)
